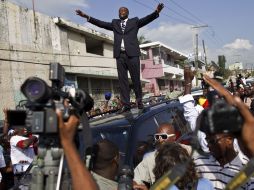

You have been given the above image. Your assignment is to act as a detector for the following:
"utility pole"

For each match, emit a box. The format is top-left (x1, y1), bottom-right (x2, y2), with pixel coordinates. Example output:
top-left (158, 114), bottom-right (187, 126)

top-left (191, 25), bottom-right (208, 86)
top-left (202, 40), bottom-right (207, 67)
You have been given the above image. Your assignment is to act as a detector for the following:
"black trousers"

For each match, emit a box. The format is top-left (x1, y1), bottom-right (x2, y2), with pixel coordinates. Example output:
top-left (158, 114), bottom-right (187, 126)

top-left (116, 52), bottom-right (142, 107)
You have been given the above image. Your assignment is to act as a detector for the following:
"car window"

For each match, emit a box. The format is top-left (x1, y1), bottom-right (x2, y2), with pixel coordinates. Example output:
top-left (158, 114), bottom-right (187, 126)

top-left (136, 107), bottom-right (190, 144)
top-left (136, 107), bottom-right (179, 142)
top-left (92, 128), bottom-right (129, 166)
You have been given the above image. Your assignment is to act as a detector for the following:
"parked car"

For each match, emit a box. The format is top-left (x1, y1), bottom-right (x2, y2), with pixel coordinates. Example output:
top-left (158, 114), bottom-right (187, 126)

top-left (86, 100), bottom-right (191, 168)
top-left (246, 78), bottom-right (254, 87)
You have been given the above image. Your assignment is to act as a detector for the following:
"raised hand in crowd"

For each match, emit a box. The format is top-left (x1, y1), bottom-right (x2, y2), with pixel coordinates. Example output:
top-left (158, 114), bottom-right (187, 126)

top-left (57, 110), bottom-right (98, 190)
top-left (183, 65), bottom-right (194, 95)
top-left (203, 74), bottom-right (254, 157)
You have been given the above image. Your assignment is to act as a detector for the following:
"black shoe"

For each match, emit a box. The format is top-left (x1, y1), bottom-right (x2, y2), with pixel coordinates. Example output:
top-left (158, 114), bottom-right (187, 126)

top-left (138, 102), bottom-right (144, 109)
top-left (118, 106), bottom-right (131, 114)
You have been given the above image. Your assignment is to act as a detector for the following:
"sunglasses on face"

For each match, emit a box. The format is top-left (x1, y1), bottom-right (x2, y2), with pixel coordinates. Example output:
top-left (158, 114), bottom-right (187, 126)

top-left (154, 133), bottom-right (175, 141)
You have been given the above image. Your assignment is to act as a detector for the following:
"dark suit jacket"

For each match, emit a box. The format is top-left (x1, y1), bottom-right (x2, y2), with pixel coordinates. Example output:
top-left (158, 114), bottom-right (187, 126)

top-left (88, 11), bottom-right (159, 58)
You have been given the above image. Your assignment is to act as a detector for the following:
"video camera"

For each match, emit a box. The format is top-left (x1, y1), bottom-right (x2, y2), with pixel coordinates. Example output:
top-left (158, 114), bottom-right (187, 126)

top-left (199, 99), bottom-right (243, 134)
top-left (7, 63), bottom-right (94, 145)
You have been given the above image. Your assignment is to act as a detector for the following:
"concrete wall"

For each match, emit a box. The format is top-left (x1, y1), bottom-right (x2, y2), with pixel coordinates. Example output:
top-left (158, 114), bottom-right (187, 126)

top-left (0, 1), bottom-right (117, 119)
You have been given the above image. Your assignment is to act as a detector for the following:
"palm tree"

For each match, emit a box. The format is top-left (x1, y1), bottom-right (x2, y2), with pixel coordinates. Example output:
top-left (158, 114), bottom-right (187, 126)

top-left (138, 35), bottom-right (151, 45)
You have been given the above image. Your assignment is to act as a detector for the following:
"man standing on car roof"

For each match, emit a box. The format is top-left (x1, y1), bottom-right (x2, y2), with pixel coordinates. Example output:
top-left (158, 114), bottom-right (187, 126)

top-left (76, 3), bottom-right (164, 113)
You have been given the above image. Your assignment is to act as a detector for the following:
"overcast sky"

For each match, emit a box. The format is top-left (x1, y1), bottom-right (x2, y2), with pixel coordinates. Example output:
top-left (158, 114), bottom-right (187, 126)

top-left (8, 0), bottom-right (254, 68)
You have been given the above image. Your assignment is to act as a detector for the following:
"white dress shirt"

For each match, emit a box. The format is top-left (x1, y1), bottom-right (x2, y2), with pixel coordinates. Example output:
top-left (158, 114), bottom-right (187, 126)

top-left (120, 18), bottom-right (128, 51)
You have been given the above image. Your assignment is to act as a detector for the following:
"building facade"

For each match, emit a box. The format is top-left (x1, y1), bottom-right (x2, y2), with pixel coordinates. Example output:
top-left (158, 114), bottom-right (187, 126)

top-left (0, 1), bottom-right (135, 119)
top-left (140, 42), bottom-right (188, 95)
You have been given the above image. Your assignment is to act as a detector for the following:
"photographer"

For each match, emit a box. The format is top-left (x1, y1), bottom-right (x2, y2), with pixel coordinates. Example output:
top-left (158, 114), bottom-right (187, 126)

top-left (193, 74), bottom-right (254, 189)
top-left (56, 110), bottom-right (98, 190)
top-left (202, 74), bottom-right (254, 158)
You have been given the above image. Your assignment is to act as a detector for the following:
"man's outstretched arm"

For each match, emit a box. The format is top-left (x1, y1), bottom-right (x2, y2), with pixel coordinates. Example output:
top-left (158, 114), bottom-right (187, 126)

top-left (76, 10), bottom-right (113, 31)
top-left (138, 3), bottom-right (164, 28)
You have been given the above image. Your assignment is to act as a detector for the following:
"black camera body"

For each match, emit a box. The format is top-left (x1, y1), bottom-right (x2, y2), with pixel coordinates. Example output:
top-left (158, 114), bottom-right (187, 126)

top-left (8, 63), bottom-right (94, 144)
top-left (199, 99), bottom-right (243, 134)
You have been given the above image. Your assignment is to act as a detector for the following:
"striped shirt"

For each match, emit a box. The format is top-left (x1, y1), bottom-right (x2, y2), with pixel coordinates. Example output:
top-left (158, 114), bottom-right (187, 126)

top-left (194, 152), bottom-right (254, 190)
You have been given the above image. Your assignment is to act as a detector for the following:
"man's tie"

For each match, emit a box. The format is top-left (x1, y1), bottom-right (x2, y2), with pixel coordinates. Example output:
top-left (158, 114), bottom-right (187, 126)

top-left (121, 20), bottom-right (126, 32)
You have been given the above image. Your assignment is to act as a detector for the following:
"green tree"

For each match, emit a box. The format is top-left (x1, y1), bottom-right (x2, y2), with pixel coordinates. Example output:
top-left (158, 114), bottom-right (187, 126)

top-left (138, 35), bottom-right (151, 45)
top-left (217, 55), bottom-right (227, 79)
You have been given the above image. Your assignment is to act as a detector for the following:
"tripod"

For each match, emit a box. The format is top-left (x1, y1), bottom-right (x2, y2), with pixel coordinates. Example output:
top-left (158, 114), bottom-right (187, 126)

top-left (29, 146), bottom-right (69, 190)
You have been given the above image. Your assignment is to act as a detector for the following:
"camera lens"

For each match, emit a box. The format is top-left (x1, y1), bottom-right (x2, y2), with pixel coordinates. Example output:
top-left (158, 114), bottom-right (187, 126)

top-left (26, 80), bottom-right (44, 97)
top-left (21, 77), bottom-right (51, 103)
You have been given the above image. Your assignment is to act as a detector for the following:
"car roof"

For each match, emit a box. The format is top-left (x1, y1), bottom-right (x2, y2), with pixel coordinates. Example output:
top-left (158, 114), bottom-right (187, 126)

top-left (89, 100), bottom-right (181, 129)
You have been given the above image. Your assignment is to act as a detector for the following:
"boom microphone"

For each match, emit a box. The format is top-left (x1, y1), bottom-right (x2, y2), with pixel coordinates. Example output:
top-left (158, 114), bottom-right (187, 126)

top-left (225, 158), bottom-right (254, 190)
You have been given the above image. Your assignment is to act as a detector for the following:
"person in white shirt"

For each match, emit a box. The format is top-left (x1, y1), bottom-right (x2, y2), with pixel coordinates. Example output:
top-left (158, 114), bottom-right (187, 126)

top-left (194, 132), bottom-right (252, 190)
top-left (10, 127), bottom-right (37, 187)
top-left (178, 65), bottom-right (209, 153)
top-left (134, 123), bottom-right (192, 186)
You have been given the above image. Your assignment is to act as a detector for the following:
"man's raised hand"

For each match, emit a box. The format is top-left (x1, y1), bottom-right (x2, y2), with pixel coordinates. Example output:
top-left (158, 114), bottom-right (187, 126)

top-left (75, 10), bottom-right (89, 19)
top-left (156, 3), bottom-right (164, 13)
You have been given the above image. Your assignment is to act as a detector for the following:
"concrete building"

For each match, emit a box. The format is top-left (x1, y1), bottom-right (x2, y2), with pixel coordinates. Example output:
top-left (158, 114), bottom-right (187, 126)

top-left (0, 1), bottom-right (138, 119)
top-left (140, 42), bottom-right (188, 95)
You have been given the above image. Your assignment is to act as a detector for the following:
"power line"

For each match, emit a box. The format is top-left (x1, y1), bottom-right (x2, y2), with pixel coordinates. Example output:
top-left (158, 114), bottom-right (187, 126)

top-left (137, 0), bottom-right (222, 48)
top-left (165, 0), bottom-right (226, 46)
top-left (132, 0), bottom-right (193, 25)
top-left (152, 0), bottom-right (199, 25)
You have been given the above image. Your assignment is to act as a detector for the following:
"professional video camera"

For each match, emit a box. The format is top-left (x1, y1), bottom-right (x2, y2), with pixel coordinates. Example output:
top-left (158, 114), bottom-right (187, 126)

top-left (7, 62), bottom-right (94, 145)
top-left (199, 99), bottom-right (243, 134)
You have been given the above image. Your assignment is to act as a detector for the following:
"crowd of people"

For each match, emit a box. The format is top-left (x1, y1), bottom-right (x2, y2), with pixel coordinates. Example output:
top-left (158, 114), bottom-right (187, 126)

top-left (0, 65), bottom-right (254, 190)
top-left (1, 1), bottom-right (254, 189)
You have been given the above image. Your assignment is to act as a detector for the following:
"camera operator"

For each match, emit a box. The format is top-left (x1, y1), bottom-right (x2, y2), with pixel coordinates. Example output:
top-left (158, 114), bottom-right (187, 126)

top-left (202, 74), bottom-right (254, 158)
top-left (193, 74), bottom-right (254, 189)
top-left (56, 110), bottom-right (98, 190)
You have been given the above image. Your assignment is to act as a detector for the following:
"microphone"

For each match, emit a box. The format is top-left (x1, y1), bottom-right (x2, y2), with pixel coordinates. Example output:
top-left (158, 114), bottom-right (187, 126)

top-left (225, 158), bottom-right (254, 190)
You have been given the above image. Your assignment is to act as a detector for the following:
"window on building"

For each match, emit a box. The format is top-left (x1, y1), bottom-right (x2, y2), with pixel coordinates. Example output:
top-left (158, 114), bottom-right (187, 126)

top-left (85, 36), bottom-right (104, 56)
top-left (157, 79), bottom-right (166, 90)
top-left (140, 49), bottom-right (149, 60)
top-left (152, 48), bottom-right (161, 65)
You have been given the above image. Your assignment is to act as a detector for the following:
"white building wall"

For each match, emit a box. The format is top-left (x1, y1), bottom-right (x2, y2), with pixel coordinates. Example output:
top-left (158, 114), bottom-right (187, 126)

top-left (0, 1), bottom-right (118, 119)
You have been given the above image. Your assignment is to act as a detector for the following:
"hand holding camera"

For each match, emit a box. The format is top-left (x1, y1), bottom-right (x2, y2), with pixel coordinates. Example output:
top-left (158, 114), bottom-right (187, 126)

top-left (56, 109), bottom-right (79, 146)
